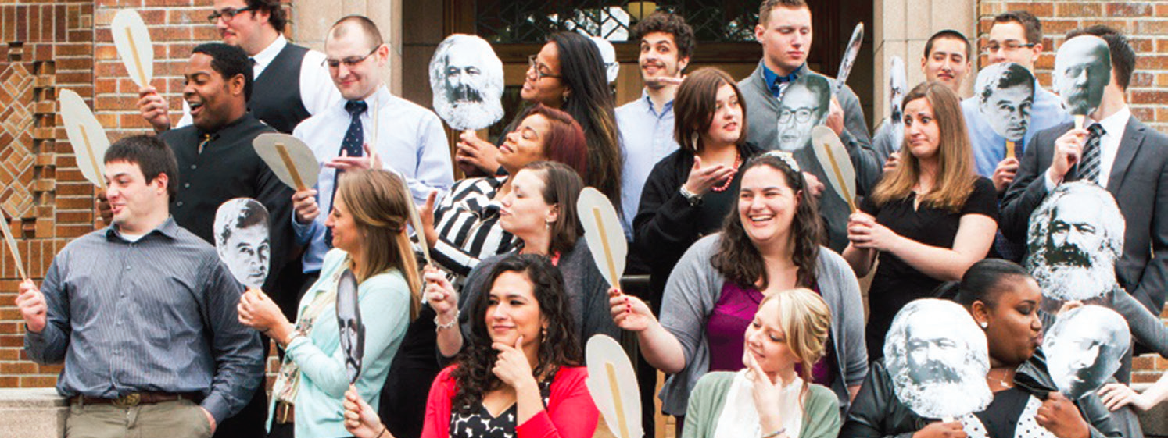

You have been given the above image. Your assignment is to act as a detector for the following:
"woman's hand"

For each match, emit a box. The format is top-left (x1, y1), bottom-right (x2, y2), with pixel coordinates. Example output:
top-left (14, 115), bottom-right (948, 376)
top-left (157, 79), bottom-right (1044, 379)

top-left (682, 156), bottom-right (734, 196)
top-left (420, 191), bottom-right (440, 247)
top-left (424, 267), bottom-right (458, 324)
top-left (1098, 383), bottom-right (1153, 411)
top-left (608, 289), bottom-right (657, 332)
top-left (344, 385), bottom-right (388, 438)
top-left (912, 421), bottom-right (967, 438)
top-left (493, 336), bottom-right (538, 391)
top-left (746, 353), bottom-right (785, 432)
top-left (237, 289), bottom-right (291, 339)
top-left (1036, 392), bottom-right (1091, 438)
top-left (846, 211), bottom-right (900, 251)
top-left (456, 131), bottom-right (500, 176)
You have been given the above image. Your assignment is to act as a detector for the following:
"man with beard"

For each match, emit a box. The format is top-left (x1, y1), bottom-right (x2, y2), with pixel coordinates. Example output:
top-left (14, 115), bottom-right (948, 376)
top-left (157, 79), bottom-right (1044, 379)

top-left (1044, 306), bottom-right (1131, 400)
top-left (1025, 182), bottom-right (1124, 305)
top-left (428, 34), bottom-right (505, 131)
top-left (976, 63), bottom-right (1035, 192)
top-left (1053, 37), bottom-right (1111, 117)
top-left (157, 42), bottom-right (295, 438)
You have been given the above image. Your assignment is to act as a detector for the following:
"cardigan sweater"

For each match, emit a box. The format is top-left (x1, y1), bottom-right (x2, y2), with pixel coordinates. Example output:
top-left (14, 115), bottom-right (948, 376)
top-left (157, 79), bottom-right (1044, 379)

top-left (421, 365), bottom-right (599, 438)
top-left (682, 372), bottom-right (841, 438)
top-left (657, 234), bottom-right (868, 417)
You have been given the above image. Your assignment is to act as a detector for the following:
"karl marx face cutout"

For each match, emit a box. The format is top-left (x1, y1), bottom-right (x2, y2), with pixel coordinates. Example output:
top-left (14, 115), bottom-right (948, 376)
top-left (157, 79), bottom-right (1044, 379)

top-left (429, 34), bottom-right (505, 131)
top-left (589, 36), bottom-right (619, 84)
top-left (884, 299), bottom-right (992, 419)
top-left (1053, 36), bottom-right (1111, 116)
top-left (1043, 305), bottom-right (1130, 399)
top-left (976, 62), bottom-right (1036, 142)
top-left (1025, 182), bottom-right (1124, 306)
top-left (776, 73), bottom-right (831, 152)
top-left (213, 198), bottom-right (271, 289)
top-left (336, 269), bottom-right (365, 384)
top-left (888, 56), bottom-right (908, 152)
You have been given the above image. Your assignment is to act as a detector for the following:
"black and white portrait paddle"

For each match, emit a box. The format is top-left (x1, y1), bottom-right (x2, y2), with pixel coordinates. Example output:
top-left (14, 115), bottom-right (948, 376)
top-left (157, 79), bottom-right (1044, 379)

top-left (336, 269), bottom-right (365, 384)
top-left (213, 198), bottom-right (271, 290)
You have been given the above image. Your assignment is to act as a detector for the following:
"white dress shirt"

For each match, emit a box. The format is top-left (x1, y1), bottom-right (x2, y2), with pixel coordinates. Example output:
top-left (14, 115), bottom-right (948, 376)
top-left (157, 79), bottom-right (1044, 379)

top-left (177, 35), bottom-right (339, 128)
top-left (1044, 105), bottom-right (1130, 190)
top-left (292, 86), bottom-right (454, 272)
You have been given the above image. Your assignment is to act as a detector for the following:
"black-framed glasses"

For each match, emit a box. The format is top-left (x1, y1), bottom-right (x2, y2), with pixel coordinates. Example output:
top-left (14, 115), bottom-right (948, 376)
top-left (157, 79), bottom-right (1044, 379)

top-left (779, 107), bottom-right (816, 124)
top-left (207, 7), bottom-right (255, 24)
top-left (323, 48), bottom-right (380, 69)
top-left (983, 41), bottom-right (1037, 54)
top-left (527, 55), bottom-right (561, 80)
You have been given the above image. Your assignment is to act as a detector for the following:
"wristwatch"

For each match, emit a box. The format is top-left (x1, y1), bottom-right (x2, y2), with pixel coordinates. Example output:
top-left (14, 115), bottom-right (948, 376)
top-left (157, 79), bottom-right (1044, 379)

top-left (679, 185), bottom-right (703, 207)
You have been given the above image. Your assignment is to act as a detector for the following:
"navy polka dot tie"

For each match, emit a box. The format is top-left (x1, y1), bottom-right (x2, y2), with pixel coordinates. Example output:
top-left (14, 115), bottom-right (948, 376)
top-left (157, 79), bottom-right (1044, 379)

top-left (326, 100), bottom-right (368, 247)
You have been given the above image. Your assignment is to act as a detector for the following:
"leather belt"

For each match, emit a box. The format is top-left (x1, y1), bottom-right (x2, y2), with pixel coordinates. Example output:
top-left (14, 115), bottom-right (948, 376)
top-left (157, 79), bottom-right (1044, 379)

top-left (274, 401), bottom-right (296, 424)
top-left (70, 392), bottom-right (202, 408)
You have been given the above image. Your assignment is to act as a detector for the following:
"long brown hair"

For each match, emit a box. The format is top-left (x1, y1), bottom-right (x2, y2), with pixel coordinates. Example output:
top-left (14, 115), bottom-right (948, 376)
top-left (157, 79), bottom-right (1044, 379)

top-left (336, 169), bottom-right (423, 320)
top-left (712, 154), bottom-right (823, 290)
top-left (673, 67), bottom-right (749, 152)
top-left (871, 81), bottom-right (977, 211)
top-left (520, 161), bottom-right (584, 257)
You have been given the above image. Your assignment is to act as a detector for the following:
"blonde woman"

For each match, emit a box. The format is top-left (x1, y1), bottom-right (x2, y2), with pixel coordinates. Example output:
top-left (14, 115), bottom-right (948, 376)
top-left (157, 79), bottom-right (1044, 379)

top-left (683, 289), bottom-right (840, 438)
top-left (238, 169), bottom-right (422, 438)
top-left (843, 81), bottom-right (998, 362)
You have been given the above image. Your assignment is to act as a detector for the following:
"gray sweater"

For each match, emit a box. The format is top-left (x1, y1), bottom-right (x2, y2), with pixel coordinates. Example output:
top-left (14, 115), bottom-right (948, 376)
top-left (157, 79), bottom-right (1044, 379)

top-left (657, 234), bottom-right (868, 416)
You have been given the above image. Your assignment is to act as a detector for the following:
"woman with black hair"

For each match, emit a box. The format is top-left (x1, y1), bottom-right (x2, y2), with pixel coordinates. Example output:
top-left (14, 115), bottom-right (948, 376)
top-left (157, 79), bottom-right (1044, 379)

top-left (341, 254), bottom-right (599, 438)
top-left (457, 33), bottom-right (622, 208)
top-left (841, 259), bottom-right (1121, 438)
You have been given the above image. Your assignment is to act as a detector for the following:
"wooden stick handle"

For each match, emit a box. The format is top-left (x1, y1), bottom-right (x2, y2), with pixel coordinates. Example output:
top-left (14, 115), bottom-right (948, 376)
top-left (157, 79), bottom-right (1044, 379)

top-left (1074, 114), bottom-right (1086, 131)
top-left (606, 362), bottom-right (630, 438)
top-left (1, 219), bottom-right (28, 281)
top-left (275, 144), bottom-right (306, 191)
top-left (79, 125), bottom-right (107, 190)
top-left (592, 208), bottom-right (620, 287)
top-left (1005, 141), bottom-right (1016, 160)
top-left (125, 27), bottom-right (147, 86)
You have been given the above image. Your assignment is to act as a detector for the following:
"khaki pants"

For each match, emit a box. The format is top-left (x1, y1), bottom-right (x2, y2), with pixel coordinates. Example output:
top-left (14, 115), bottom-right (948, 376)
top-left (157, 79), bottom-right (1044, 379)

top-left (65, 399), bottom-right (213, 438)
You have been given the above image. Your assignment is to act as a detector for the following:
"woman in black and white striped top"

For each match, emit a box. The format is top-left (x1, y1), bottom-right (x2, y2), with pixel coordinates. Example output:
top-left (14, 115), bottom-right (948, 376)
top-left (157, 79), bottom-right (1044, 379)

top-left (421, 104), bottom-right (589, 284)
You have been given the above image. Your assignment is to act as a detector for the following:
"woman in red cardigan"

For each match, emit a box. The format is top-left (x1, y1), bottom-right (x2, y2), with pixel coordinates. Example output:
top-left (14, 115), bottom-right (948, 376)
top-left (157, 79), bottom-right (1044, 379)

top-left (343, 253), bottom-right (599, 438)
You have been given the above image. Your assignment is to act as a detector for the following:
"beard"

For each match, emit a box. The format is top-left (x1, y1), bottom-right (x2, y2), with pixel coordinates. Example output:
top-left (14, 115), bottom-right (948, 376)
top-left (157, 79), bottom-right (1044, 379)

top-left (434, 91), bottom-right (504, 131)
top-left (892, 366), bottom-right (992, 419)
top-left (1028, 247), bottom-right (1115, 301)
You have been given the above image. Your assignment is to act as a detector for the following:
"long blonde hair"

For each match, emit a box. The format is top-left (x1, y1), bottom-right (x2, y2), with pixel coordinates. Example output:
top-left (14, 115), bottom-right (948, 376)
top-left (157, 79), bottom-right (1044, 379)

top-left (871, 81), bottom-right (977, 211)
top-left (336, 169), bottom-right (423, 320)
top-left (759, 288), bottom-right (832, 393)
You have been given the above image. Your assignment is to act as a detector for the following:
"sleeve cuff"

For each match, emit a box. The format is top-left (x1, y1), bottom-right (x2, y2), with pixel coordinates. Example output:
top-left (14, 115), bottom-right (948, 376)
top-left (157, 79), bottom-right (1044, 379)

top-left (1043, 169), bottom-right (1058, 192)
top-left (200, 393), bottom-right (231, 426)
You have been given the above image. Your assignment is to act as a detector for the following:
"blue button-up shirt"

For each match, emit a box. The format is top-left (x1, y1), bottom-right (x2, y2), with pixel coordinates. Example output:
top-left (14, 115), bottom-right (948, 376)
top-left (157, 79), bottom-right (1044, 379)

top-left (964, 86), bottom-right (1071, 177)
top-left (617, 90), bottom-right (681, 239)
top-left (24, 218), bottom-right (264, 424)
top-left (763, 64), bottom-right (802, 98)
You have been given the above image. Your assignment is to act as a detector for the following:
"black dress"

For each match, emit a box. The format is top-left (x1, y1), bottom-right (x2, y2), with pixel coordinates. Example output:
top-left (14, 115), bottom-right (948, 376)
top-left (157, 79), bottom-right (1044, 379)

top-left (863, 177), bottom-right (999, 361)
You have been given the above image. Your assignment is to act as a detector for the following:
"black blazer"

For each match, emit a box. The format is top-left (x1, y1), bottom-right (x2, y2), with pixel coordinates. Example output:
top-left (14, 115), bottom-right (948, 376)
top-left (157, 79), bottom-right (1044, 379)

top-left (1000, 116), bottom-right (1168, 315)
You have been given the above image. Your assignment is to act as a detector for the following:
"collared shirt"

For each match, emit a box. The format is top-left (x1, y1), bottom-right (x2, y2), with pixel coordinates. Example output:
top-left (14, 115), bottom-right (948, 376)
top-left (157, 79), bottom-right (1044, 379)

top-left (762, 63), bottom-right (802, 98)
top-left (1044, 105), bottom-right (1132, 190)
top-left (616, 90), bottom-right (680, 239)
top-left (178, 35), bottom-right (339, 129)
top-left (964, 86), bottom-right (1072, 177)
top-left (23, 218), bottom-right (264, 424)
top-left (292, 86), bottom-right (454, 272)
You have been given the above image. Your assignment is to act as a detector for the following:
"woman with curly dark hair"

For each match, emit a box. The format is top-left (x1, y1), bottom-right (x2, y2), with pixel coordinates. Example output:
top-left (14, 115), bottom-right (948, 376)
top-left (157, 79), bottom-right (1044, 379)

top-left (612, 154), bottom-right (868, 432)
top-left (341, 254), bottom-right (598, 438)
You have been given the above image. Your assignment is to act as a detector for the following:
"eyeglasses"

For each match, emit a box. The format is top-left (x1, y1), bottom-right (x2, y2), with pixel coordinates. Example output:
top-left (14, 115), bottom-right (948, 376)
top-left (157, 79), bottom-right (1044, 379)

top-left (207, 7), bottom-right (255, 24)
top-left (323, 48), bottom-right (380, 69)
top-left (779, 107), bottom-right (816, 124)
top-left (983, 41), bottom-right (1037, 54)
top-left (527, 55), bottom-right (562, 80)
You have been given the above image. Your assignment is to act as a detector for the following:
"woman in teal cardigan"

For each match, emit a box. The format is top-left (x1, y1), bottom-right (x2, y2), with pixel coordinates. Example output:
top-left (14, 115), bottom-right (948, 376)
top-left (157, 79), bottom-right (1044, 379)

top-left (682, 289), bottom-right (840, 438)
top-left (238, 169), bottom-right (423, 438)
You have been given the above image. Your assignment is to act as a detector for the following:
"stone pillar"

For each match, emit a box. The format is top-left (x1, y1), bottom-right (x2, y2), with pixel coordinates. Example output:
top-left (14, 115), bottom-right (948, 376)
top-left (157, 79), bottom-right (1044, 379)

top-left (0, 388), bottom-right (66, 438)
top-left (288, 0), bottom-right (403, 95)
top-left (872, 0), bottom-right (975, 121)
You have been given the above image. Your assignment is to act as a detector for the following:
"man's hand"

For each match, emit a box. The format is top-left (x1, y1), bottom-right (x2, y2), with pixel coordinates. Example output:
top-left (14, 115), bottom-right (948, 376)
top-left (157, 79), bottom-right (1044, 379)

top-left (292, 189), bottom-right (320, 224)
top-left (137, 86), bottom-right (171, 133)
top-left (96, 190), bottom-right (113, 224)
top-left (826, 97), bottom-right (845, 136)
top-left (992, 157), bottom-right (1019, 193)
top-left (199, 407), bottom-right (217, 434)
top-left (326, 144), bottom-right (382, 172)
top-left (1049, 128), bottom-right (1089, 183)
top-left (802, 172), bottom-right (825, 197)
top-left (15, 279), bottom-right (46, 333)
top-left (1036, 392), bottom-right (1090, 438)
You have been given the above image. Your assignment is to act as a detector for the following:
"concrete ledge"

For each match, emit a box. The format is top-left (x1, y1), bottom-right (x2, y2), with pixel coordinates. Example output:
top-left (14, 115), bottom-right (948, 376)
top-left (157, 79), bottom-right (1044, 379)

top-left (0, 388), bottom-right (66, 438)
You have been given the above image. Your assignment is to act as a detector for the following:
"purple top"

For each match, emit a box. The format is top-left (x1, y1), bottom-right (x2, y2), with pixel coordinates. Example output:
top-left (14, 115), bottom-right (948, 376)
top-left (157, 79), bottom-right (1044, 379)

top-left (706, 282), bottom-right (837, 386)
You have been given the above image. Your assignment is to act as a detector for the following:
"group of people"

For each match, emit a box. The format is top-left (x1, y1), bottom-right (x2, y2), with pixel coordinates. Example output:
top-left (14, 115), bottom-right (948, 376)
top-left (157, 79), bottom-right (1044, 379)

top-left (10, 0), bottom-right (1168, 438)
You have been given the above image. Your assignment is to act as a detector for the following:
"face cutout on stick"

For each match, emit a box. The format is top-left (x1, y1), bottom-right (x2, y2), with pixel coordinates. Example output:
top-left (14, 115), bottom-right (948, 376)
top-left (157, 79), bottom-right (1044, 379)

top-left (976, 62), bottom-right (1036, 142)
top-left (888, 56), bottom-right (907, 152)
top-left (429, 34), bottom-right (505, 131)
top-left (336, 269), bottom-right (364, 384)
top-left (1053, 36), bottom-right (1111, 117)
top-left (213, 198), bottom-right (271, 289)
top-left (884, 299), bottom-right (992, 420)
top-left (1043, 305), bottom-right (1130, 399)
top-left (589, 36), bottom-right (619, 84)
top-left (1025, 182), bottom-right (1124, 309)
top-left (776, 73), bottom-right (831, 152)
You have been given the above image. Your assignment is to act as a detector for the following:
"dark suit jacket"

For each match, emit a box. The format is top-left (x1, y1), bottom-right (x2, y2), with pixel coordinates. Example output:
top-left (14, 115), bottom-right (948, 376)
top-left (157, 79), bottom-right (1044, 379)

top-left (1001, 116), bottom-right (1168, 315)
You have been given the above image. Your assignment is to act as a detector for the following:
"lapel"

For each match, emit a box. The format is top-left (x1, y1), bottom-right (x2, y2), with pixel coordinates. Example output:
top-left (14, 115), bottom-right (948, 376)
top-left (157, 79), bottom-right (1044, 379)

top-left (1106, 117), bottom-right (1146, 195)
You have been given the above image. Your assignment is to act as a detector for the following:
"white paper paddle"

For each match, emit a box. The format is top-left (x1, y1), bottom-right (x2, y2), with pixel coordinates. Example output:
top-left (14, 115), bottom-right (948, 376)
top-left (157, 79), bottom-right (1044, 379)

top-left (576, 188), bottom-right (626, 289)
top-left (253, 133), bottom-right (319, 192)
top-left (811, 125), bottom-right (857, 211)
top-left (0, 217), bottom-right (27, 281)
top-left (586, 335), bottom-right (642, 438)
top-left (59, 89), bottom-right (111, 189)
top-left (111, 9), bottom-right (153, 88)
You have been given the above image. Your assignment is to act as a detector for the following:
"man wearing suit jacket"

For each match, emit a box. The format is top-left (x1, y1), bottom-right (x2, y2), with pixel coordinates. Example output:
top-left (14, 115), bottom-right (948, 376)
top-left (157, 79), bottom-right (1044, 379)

top-left (1001, 26), bottom-right (1168, 317)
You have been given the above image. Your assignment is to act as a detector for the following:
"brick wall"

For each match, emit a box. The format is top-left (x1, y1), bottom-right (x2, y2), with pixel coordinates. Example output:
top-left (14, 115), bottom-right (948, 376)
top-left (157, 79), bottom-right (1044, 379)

top-left (976, 0), bottom-right (1168, 383)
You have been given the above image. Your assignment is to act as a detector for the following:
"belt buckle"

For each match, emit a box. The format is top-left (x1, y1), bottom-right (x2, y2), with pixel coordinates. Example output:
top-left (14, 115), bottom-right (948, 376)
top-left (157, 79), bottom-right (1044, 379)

top-left (113, 393), bottom-right (141, 408)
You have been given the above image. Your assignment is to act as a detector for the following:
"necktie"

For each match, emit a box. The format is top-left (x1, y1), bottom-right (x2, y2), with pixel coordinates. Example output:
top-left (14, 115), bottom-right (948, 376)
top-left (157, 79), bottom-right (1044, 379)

top-left (1078, 123), bottom-right (1105, 184)
top-left (326, 101), bottom-right (368, 247)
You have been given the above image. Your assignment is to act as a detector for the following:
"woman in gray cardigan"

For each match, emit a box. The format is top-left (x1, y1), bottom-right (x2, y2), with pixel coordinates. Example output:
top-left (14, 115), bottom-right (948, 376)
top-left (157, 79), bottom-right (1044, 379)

top-left (611, 154), bottom-right (868, 430)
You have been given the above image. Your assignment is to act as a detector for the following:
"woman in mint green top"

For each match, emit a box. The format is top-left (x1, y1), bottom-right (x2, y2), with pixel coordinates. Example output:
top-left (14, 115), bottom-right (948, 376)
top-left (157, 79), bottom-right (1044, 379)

top-left (683, 289), bottom-right (840, 438)
top-left (239, 169), bottom-right (423, 438)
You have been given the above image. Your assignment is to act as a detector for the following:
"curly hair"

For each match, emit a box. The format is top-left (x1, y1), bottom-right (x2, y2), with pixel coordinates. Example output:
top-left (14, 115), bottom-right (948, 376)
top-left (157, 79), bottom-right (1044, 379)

top-left (450, 254), bottom-right (582, 413)
top-left (631, 12), bottom-right (695, 61)
top-left (712, 154), bottom-right (823, 290)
